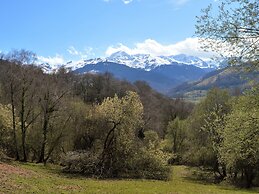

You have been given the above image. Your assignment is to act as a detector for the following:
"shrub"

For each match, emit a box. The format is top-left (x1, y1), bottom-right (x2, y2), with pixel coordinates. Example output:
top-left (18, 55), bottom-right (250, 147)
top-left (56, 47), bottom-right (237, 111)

top-left (61, 151), bottom-right (99, 176)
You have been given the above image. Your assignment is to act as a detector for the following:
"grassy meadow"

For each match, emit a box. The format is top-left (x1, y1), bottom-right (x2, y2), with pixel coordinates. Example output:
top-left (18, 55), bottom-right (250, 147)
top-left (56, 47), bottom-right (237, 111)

top-left (1, 162), bottom-right (258, 194)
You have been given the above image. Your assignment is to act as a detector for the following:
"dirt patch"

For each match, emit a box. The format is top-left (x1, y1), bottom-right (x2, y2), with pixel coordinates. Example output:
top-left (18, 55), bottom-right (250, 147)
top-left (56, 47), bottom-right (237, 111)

top-left (0, 162), bottom-right (34, 193)
top-left (0, 162), bottom-right (34, 177)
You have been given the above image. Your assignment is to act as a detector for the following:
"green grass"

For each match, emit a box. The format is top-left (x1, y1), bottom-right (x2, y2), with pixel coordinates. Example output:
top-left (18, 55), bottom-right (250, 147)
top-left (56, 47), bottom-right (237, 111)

top-left (1, 162), bottom-right (259, 194)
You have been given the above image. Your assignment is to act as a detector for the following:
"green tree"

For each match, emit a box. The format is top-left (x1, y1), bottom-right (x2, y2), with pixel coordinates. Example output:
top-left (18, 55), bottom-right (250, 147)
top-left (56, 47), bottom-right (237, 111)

top-left (196, 0), bottom-right (259, 65)
top-left (166, 117), bottom-right (187, 158)
top-left (96, 91), bottom-right (144, 176)
top-left (220, 87), bottom-right (259, 188)
top-left (185, 88), bottom-right (231, 178)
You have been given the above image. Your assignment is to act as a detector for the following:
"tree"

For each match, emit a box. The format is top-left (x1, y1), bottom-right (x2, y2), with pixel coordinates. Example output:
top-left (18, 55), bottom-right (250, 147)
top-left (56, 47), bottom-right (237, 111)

top-left (196, 0), bottom-right (259, 65)
top-left (0, 104), bottom-right (13, 157)
top-left (62, 91), bottom-right (171, 180)
top-left (185, 88), bottom-right (231, 176)
top-left (0, 63), bottom-right (22, 160)
top-left (96, 91), bottom-right (144, 176)
top-left (37, 74), bottom-right (68, 164)
top-left (220, 87), bottom-right (259, 188)
top-left (165, 117), bottom-right (187, 155)
top-left (6, 49), bottom-right (37, 65)
top-left (18, 66), bottom-right (42, 162)
top-left (0, 51), bottom-right (42, 161)
top-left (69, 100), bottom-right (97, 151)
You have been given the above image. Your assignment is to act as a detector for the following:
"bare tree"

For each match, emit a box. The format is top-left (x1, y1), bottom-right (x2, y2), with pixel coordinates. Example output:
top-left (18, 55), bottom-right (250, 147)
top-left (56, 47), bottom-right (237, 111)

top-left (37, 75), bottom-right (68, 164)
top-left (196, 0), bottom-right (259, 66)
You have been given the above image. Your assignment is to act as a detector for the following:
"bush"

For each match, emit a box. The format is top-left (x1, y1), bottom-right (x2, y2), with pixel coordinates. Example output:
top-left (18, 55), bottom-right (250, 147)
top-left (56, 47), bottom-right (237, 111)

top-left (61, 146), bottom-right (171, 180)
top-left (61, 151), bottom-right (99, 176)
top-left (0, 148), bottom-right (11, 162)
top-left (127, 147), bottom-right (171, 180)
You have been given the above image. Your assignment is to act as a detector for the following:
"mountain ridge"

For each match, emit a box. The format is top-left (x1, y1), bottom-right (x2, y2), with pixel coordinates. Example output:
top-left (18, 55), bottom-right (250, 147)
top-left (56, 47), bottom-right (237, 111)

top-left (38, 51), bottom-right (218, 94)
top-left (39, 51), bottom-right (218, 73)
top-left (74, 62), bottom-right (209, 93)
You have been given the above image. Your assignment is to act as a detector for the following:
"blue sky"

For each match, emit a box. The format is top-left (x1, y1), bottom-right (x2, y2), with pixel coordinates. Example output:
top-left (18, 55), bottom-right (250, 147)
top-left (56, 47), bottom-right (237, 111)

top-left (0, 0), bottom-right (218, 64)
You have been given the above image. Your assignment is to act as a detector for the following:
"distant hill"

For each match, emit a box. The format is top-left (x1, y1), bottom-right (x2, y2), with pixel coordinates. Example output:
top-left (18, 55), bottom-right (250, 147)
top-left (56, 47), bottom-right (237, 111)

top-left (168, 67), bottom-right (259, 101)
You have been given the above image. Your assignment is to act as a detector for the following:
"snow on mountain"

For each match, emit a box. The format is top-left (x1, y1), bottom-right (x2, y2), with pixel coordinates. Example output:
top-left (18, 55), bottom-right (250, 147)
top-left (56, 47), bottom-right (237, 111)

top-left (38, 63), bottom-right (63, 73)
top-left (38, 51), bottom-right (219, 73)
top-left (106, 52), bottom-right (219, 70)
top-left (107, 51), bottom-right (172, 71)
top-left (104, 51), bottom-right (218, 70)
top-left (38, 58), bottom-right (105, 73)
top-left (169, 54), bottom-right (210, 68)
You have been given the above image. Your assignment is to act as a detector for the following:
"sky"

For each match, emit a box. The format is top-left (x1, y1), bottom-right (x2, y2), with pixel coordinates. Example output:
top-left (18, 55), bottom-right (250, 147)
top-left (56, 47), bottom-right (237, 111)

top-left (0, 0), bottom-right (219, 65)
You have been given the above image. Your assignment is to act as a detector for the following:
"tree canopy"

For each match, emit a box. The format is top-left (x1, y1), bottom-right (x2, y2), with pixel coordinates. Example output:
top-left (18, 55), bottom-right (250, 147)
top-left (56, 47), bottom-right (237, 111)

top-left (196, 0), bottom-right (259, 66)
top-left (220, 88), bottom-right (259, 188)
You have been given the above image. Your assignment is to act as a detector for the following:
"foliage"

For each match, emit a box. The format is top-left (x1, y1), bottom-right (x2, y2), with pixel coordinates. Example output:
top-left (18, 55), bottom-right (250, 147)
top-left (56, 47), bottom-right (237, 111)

top-left (62, 92), bottom-right (170, 180)
top-left (95, 91), bottom-right (144, 177)
top-left (61, 151), bottom-right (99, 175)
top-left (196, 0), bottom-right (259, 65)
top-left (220, 87), bottom-right (259, 187)
top-left (164, 117), bottom-right (188, 164)
top-left (126, 130), bottom-right (171, 180)
top-left (184, 88), bottom-right (231, 169)
top-left (0, 104), bottom-right (14, 157)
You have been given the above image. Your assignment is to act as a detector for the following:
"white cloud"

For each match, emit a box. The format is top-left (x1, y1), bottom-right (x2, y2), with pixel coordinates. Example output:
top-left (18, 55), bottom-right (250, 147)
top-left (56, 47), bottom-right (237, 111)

top-left (67, 46), bottom-right (94, 59)
top-left (105, 38), bottom-right (217, 60)
top-left (37, 54), bottom-right (65, 65)
top-left (122, 0), bottom-right (133, 4)
top-left (67, 46), bottom-right (79, 56)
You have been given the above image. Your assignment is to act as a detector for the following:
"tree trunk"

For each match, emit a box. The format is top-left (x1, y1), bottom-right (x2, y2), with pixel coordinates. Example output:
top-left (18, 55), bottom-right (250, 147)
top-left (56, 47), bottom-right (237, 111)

top-left (43, 132), bottom-right (63, 165)
top-left (222, 165), bottom-right (227, 178)
top-left (10, 83), bottom-right (19, 160)
top-left (37, 114), bottom-right (48, 163)
top-left (245, 168), bottom-right (254, 188)
top-left (98, 121), bottom-right (119, 176)
top-left (213, 160), bottom-right (226, 181)
top-left (20, 86), bottom-right (27, 162)
top-left (21, 129), bottom-right (27, 162)
top-left (173, 129), bottom-right (177, 153)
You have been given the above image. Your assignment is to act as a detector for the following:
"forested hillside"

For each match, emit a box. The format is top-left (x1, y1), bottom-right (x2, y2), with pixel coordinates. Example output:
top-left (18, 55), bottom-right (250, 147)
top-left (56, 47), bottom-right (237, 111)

top-left (169, 66), bottom-right (259, 101)
top-left (0, 52), bottom-right (193, 180)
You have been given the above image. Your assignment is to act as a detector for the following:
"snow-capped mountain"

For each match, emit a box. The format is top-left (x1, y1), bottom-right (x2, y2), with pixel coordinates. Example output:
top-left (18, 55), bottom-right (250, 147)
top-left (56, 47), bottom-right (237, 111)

top-left (104, 51), bottom-right (217, 70)
top-left (38, 58), bottom-right (104, 73)
top-left (168, 54), bottom-right (211, 69)
top-left (37, 51), bottom-right (220, 93)
top-left (38, 51), bottom-right (218, 73)
top-left (107, 51), bottom-right (172, 71)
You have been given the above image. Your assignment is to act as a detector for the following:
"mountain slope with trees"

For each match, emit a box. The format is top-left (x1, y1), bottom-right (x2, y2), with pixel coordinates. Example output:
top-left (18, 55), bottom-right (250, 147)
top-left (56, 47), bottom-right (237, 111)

top-left (168, 66), bottom-right (259, 100)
